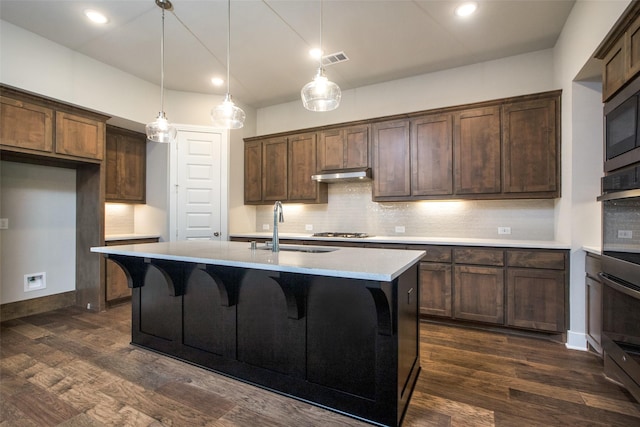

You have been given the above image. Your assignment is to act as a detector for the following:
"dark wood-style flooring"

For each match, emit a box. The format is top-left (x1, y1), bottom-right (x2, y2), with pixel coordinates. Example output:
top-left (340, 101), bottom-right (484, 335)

top-left (2, 303), bottom-right (639, 426)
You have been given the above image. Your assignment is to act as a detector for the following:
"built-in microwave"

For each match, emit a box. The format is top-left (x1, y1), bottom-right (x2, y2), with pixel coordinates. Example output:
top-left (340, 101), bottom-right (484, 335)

top-left (605, 76), bottom-right (640, 172)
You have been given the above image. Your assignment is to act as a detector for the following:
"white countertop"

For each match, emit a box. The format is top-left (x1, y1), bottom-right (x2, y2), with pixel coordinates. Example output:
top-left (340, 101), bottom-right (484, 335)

top-left (91, 240), bottom-right (424, 282)
top-left (230, 232), bottom-right (571, 250)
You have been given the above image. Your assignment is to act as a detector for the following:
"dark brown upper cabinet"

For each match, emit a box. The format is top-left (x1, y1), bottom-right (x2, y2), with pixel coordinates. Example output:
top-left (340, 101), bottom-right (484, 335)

top-left (595, 2), bottom-right (640, 101)
top-left (105, 126), bottom-right (147, 203)
top-left (453, 106), bottom-right (502, 195)
top-left (245, 90), bottom-right (561, 204)
top-left (411, 114), bottom-right (453, 196)
top-left (372, 119), bottom-right (411, 199)
top-left (502, 97), bottom-right (559, 196)
top-left (244, 133), bottom-right (327, 205)
top-left (317, 125), bottom-right (369, 172)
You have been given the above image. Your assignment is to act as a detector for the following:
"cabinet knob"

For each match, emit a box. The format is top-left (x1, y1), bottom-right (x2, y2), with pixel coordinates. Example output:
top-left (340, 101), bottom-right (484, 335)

top-left (213, 232), bottom-right (220, 237)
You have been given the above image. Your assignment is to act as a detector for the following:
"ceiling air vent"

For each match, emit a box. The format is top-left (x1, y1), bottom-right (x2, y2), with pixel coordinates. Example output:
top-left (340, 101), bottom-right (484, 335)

top-left (322, 51), bottom-right (349, 67)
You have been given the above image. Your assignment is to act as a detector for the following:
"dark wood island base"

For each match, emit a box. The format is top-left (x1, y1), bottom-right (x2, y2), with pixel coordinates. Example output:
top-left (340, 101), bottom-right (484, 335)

top-left (109, 255), bottom-right (421, 427)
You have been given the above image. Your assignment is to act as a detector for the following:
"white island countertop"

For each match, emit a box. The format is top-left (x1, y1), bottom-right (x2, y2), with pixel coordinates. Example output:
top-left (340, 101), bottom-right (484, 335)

top-left (91, 240), bottom-right (425, 282)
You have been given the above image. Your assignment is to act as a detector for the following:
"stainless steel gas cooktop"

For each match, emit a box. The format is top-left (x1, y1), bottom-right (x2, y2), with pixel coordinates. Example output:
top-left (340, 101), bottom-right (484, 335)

top-left (312, 232), bottom-right (372, 238)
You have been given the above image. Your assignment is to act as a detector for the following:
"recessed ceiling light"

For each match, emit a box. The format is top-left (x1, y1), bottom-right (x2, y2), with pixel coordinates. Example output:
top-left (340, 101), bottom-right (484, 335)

top-left (309, 48), bottom-right (323, 60)
top-left (211, 77), bottom-right (224, 87)
top-left (455, 2), bottom-right (478, 17)
top-left (84, 9), bottom-right (108, 24)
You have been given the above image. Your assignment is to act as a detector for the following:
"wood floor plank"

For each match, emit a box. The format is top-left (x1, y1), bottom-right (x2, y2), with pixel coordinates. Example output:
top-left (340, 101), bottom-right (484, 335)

top-left (5, 386), bottom-right (80, 426)
top-left (3, 306), bottom-right (640, 427)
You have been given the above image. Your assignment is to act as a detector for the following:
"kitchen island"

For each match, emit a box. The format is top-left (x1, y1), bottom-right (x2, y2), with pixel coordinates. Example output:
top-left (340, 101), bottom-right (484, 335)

top-left (91, 240), bottom-right (424, 427)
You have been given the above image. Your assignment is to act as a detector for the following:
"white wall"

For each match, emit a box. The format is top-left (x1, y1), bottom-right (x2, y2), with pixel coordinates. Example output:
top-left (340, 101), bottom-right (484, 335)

top-left (0, 162), bottom-right (76, 304)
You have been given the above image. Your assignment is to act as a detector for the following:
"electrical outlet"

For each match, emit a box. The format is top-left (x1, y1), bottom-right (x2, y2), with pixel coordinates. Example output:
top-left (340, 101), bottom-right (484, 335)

top-left (24, 272), bottom-right (46, 292)
top-left (262, 224), bottom-right (270, 231)
top-left (618, 230), bottom-right (633, 239)
top-left (305, 224), bottom-right (313, 231)
top-left (0, 218), bottom-right (8, 229)
top-left (395, 226), bottom-right (405, 233)
top-left (498, 227), bottom-right (511, 235)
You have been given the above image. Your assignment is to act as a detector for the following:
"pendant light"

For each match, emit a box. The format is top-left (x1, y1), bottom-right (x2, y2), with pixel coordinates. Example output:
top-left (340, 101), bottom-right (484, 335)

top-left (301, 0), bottom-right (341, 112)
top-left (211, 0), bottom-right (245, 129)
top-left (146, 0), bottom-right (177, 143)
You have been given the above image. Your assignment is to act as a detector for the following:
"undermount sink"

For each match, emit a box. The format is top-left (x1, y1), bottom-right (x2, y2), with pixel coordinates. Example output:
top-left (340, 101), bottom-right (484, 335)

top-left (254, 244), bottom-right (337, 253)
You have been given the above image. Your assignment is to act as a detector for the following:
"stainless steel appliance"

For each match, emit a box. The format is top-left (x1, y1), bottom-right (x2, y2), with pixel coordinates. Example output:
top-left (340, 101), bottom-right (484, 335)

top-left (604, 77), bottom-right (640, 172)
top-left (598, 165), bottom-right (640, 401)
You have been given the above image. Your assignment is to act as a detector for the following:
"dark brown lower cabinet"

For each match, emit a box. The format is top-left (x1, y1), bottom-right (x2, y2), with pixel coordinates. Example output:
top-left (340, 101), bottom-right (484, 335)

top-left (418, 262), bottom-right (452, 317)
top-left (506, 268), bottom-right (565, 332)
top-left (454, 265), bottom-right (505, 324)
top-left (106, 237), bottom-right (159, 303)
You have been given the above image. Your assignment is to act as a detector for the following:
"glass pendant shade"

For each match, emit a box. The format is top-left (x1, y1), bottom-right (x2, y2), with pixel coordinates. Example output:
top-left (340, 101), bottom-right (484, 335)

top-left (211, 94), bottom-right (246, 129)
top-left (301, 67), bottom-right (341, 112)
top-left (146, 112), bottom-right (177, 143)
top-left (212, 0), bottom-right (245, 130)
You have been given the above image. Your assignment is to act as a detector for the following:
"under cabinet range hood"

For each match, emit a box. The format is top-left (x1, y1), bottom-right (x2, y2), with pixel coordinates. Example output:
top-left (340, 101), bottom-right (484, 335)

top-left (311, 168), bottom-right (371, 183)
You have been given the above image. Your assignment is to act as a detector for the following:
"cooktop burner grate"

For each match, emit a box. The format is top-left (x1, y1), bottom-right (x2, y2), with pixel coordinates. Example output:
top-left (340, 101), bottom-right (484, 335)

top-left (312, 232), bottom-right (371, 238)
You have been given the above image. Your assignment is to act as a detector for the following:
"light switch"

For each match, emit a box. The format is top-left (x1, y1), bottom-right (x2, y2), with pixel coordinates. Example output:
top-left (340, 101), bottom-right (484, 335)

top-left (0, 218), bottom-right (8, 229)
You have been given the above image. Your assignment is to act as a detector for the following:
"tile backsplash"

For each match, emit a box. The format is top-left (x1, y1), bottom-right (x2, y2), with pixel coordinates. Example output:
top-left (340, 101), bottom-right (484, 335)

top-left (255, 182), bottom-right (555, 240)
top-left (105, 203), bottom-right (135, 235)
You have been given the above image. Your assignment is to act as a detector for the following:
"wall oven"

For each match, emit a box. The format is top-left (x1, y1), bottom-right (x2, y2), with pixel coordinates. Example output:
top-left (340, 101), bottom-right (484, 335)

top-left (598, 165), bottom-right (640, 401)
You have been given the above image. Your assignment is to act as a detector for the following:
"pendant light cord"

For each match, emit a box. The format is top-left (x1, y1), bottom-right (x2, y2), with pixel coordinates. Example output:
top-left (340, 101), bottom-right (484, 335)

top-left (160, 6), bottom-right (166, 114)
top-left (226, 0), bottom-right (231, 96)
top-left (319, 0), bottom-right (323, 71)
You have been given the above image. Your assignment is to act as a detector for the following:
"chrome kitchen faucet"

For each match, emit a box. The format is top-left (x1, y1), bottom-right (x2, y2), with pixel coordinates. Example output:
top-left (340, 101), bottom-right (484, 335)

top-left (272, 201), bottom-right (284, 252)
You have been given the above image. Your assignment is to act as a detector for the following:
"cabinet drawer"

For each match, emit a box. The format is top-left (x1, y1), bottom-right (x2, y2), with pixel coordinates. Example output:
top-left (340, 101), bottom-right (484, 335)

top-left (454, 248), bottom-right (504, 266)
top-left (407, 245), bottom-right (451, 263)
top-left (507, 250), bottom-right (565, 270)
top-left (585, 253), bottom-right (602, 279)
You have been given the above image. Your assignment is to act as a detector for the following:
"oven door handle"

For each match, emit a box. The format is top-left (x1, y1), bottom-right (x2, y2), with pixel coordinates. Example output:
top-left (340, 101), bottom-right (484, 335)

top-left (597, 188), bottom-right (640, 201)
top-left (599, 272), bottom-right (640, 300)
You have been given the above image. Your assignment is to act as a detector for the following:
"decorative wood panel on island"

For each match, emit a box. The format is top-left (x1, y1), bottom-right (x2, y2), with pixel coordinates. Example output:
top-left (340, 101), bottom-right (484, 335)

top-left (91, 240), bottom-right (424, 427)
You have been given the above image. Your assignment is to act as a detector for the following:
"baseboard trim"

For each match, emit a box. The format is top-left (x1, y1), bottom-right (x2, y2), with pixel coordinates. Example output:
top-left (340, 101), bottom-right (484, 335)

top-left (0, 291), bottom-right (77, 322)
top-left (565, 330), bottom-right (588, 351)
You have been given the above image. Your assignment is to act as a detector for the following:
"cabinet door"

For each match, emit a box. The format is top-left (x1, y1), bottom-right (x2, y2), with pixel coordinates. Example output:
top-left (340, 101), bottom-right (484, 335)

top-left (318, 129), bottom-right (344, 171)
top-left (502, 97), bottom-right (558, 195)
top-left (603, 36), bottom-right (626, 101)
top-left (411, 114), bottom-right (453, 196)
top-left (627, 16), bottom-right (640, 80)
top-left (105, 129), bottom-right (146, 203)
top-left (372, 120), bottom-right (410, 198)
top-left (454, 107), bottom-right (501, 195)
top-left (244, 140), bottom-right (263, 203)
top-left (454, 265), bottom-right (504, 324)
top-left (262, 137), bottom-right (288, 201)
top-left (105, 132), bottom-right (119, 200)
top-left (419, 262), bottom-right (452, 317)
top-left (506, 268), bottom-right (565, 332)
top-left (118, 133), bottom-right (146, 202)
top-left (55, 111), bottom-right (105, 160)
top-left (0, 96), bottom-right (53, 153)
top-left (288, 133), bottom-right (321, 201)
top-left (586, 276), bottom-right (603, 354)
top-left (106, 259), bottom-right (131, 301)
top-left (344, 125), bottom-right (369, 169)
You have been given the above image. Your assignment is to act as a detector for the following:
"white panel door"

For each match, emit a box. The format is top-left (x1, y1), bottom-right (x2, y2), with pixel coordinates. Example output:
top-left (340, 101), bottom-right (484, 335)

top-left (174, 128), bottom-right (227, 241)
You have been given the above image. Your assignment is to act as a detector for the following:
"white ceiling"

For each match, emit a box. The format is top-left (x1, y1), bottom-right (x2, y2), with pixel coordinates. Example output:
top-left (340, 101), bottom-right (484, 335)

top-left (0, 0), bottom-right (576, 109)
